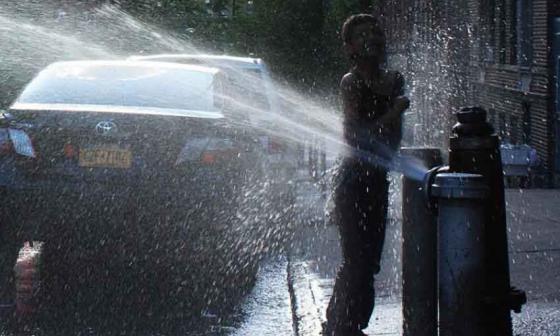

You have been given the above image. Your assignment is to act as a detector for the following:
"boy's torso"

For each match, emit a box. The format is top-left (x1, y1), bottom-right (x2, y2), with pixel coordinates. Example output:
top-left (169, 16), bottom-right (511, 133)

top-left (343, 69), bottom-right (402, 154)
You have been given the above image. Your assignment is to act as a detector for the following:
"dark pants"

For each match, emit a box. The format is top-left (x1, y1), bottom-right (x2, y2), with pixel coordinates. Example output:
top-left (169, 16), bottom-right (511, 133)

top-left (325, 161), bottom-right (389, 333)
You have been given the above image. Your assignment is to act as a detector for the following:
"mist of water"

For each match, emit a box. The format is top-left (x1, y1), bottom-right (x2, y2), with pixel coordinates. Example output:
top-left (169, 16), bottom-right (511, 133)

top-left (8, 4), bottom-right (558, 336)
top-left (0, 2), bottom-right (429, 183)
top-left (0, 2), bottom-right (437, 314)
top-left (208, 57), bottom-right (429, 182)
top-left (0, 3), bottom-right (432, 297)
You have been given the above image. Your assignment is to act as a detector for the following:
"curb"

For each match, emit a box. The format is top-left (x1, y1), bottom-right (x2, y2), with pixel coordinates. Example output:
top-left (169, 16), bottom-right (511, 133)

top-left (287, 260), bottom-right (328, 336)
top-left (287, 259), bottom-right (404, 336)
top-left (230, 258), bottom-right (295, 336)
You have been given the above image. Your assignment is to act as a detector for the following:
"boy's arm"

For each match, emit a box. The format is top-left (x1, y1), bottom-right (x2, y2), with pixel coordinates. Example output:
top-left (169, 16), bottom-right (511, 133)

top-left (375, 72), bottom-right (409, 125)
top-left (341, 73), bottom-right (362, 121)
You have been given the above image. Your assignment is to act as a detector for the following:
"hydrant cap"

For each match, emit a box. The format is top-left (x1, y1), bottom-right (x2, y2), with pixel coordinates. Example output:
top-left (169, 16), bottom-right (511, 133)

top-left (431, 173), bottom-right (488, 200)
top-left (457, 106), bottom-right (487, 124)
top-left (453, 106), bottom-right (494, 137)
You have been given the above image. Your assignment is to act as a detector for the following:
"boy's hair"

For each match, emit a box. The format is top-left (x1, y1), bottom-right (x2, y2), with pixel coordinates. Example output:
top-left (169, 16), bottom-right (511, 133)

top-left (341, 14), bottom-right (383, 44)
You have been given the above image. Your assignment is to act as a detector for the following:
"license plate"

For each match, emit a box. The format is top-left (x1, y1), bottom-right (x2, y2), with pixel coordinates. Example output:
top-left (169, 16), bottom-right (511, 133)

top-left (79, 147), bottom-right (132, 169)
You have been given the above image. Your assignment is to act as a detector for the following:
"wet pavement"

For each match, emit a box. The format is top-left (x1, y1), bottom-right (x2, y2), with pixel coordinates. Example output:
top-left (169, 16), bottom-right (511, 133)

top-left (1, 173), bottom-right (559, 335)
top-left (0, 257), bottom-right (295, 336)
top-left (229, 258), bottom-right (294, 336)
top-left (285, 177), bottom-right (560, 336)
top-left (287, 174), bottom-right (403, 335)
top-left (506, 189), bottom-right (560, 303)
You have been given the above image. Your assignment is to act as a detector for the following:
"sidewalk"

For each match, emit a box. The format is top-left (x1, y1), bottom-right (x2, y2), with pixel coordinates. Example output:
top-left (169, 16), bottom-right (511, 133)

top-left (288, 181), bottom-right (560, 335)
top-left (505, 189), bottom-right (560, 303)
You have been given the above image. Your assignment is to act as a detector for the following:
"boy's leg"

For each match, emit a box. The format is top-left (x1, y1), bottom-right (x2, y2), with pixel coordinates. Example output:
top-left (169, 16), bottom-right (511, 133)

top-left (326, 217), bottom-right (376, 333)
top-left (354, 170), bottom-right (389, 330)
top-left (326, 176), bottom-right (381, 333)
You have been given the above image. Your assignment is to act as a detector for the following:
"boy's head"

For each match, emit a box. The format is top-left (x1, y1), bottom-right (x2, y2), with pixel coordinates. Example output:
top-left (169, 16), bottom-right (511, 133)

top-left (342, 14), bottom-right (385, 63)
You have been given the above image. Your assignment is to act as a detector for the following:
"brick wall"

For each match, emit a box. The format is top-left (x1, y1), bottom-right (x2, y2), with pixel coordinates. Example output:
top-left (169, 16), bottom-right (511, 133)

top-left (380, 0), bottom-right (556, 180)
top-left (553, 2), bottom-right (560, 15)
top-left (474, 0), bottom-right (555, 176)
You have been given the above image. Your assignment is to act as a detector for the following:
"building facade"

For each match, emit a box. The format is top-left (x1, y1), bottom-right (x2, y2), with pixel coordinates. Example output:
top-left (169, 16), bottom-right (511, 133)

top-left (475, 0), bottom-right (559, 186)
top-left (376, 0), bottom-right (560, 186)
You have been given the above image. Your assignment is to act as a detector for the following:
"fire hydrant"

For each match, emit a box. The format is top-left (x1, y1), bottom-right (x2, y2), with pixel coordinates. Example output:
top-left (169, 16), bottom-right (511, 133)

top-left (430, 172), bottom-right (488, 336)
top-left (446, 107), bottom-right (526, 335)
top-left (402, 107), bottom-right (526, 336)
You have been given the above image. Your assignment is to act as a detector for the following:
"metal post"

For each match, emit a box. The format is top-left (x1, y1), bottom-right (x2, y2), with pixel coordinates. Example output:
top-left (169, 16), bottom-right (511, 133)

top-left (431, 173), bottom-right (488, 336)
top-left (401, 147), bottom-right (442, 336)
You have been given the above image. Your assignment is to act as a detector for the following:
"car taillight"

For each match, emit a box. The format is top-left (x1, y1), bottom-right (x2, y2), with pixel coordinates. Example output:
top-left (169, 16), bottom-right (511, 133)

top-left (0, 141), bottom-right (14, 155)
top-left (268, 137), bottom-right (285, 153)
top-left (200, 149), bottom-right (239, 165)
top-left (176, 137), bottom-right (239, 165)
top-left (200, 152), bottom-right (217, 164)
top-left (0, 129), bottom-right (13, 155)
top-left (0, 128), bottom-right (36, 158)
top-left (63, 143), bottom-right (77, 159)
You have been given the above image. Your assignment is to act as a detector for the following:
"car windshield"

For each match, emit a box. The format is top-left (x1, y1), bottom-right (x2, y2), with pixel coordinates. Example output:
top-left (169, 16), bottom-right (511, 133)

top-left (16, 62), bottom-right (220, 113)
top-left (135, 57), bottom-right (271, 112)
top-left (226, 68), bottom-right (271, 112)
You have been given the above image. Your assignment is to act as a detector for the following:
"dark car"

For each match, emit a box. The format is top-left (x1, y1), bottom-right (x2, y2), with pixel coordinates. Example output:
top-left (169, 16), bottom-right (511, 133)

top-left (128, 55), bottom-right (300, 207)
top-left (0, 60), bottom-right (265, 326)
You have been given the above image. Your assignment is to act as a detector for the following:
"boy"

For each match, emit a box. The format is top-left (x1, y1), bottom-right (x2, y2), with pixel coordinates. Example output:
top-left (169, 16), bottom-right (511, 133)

top-left (324, 14), bottom-right (410, 336)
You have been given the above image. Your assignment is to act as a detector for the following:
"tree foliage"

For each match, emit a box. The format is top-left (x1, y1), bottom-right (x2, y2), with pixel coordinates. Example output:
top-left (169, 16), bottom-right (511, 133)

top-left (113, 0), bottom-right (373, 92)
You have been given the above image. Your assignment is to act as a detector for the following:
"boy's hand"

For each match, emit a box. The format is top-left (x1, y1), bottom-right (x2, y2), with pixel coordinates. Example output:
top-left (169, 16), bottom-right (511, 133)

top-left (374, 95), bottom-right (410, 128)
top-left (394, 96), bottom-right (410, 114)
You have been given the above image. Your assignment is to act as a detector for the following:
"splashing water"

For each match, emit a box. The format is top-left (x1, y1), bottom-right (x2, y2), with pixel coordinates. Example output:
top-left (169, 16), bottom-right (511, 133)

top-left (4, 6), bottom-right (553, 336)
top-left (0, 2), bottom-right (436, 322)
top-left (209, 59), bottom-right (430, 181)
top-left (0, 2), bottom-right (428, 182)
top-left (0, 4), bottom-right (430, 300)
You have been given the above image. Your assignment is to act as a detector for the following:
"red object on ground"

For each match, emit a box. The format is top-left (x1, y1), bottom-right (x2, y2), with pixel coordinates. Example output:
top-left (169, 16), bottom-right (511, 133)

top-left (14, 242), bottom-right (42, 317)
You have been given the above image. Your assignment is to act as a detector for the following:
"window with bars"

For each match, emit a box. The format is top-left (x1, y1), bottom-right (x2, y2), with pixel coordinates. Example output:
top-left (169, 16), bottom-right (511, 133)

top-left (484, 0), bottom-right (497, 63)
top-left (505, 0), bottom-right (534, 65)
top-left (498, 0), bottom-right (507, 64)
top-left (516, 0), bottom-right (533, 67)
top-left (486, 0), bottom-right (532, 66)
